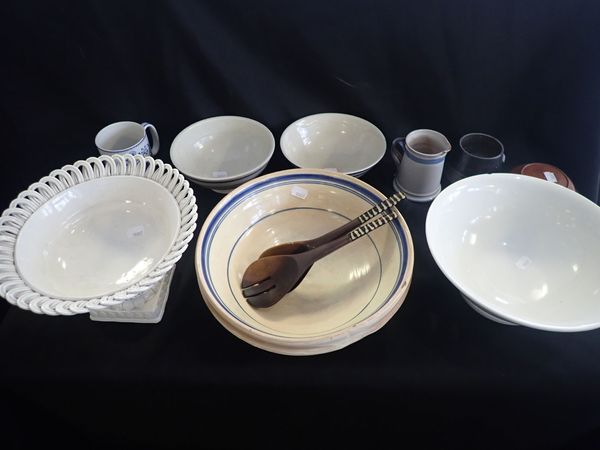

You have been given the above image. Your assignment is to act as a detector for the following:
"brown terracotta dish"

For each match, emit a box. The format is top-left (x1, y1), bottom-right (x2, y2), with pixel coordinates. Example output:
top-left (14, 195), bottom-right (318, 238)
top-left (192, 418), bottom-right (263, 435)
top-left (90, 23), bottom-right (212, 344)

top-left (510, 162), bottom-right (576, 192)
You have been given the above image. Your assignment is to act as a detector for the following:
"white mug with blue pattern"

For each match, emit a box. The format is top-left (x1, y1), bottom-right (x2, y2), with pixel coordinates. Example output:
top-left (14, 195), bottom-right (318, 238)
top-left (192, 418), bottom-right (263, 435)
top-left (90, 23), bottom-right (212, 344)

top-left (391, 129), bottom-right (451, 202)
top-left (95, 121), bottom-right (159, 157)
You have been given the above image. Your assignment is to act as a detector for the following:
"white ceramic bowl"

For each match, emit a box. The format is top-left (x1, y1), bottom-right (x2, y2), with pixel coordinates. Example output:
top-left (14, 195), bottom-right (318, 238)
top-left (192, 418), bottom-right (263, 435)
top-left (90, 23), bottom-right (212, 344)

top-left (280, 113), bottom-right (386, 177)
top-left (0, 155), bottom-right (198, 315)
top-left (170, 116), bottom-right (275, 193)
top-left (426, 173), bottom-right (600, 331)
top-left (196, 169), bottom-right (414, 355)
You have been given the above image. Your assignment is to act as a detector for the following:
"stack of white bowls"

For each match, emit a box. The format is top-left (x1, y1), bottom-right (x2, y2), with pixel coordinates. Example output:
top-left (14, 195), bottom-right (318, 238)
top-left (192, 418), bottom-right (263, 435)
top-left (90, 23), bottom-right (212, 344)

top-left (170, 116), bottom-right (275, 193)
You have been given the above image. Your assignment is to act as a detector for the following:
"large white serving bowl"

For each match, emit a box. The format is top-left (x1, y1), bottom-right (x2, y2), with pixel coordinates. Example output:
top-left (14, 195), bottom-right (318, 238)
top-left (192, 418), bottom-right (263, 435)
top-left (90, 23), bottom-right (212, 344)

top-left (280, 113), bottom-right (386, 177)
top-left (0, 155), bottom-right (198, 315)
top-left (170, 116), bottom-right (275, 193)
top-left (196, 169), bottom-right (414, 355)
top-left (426, 173), bottom-right (600, 331)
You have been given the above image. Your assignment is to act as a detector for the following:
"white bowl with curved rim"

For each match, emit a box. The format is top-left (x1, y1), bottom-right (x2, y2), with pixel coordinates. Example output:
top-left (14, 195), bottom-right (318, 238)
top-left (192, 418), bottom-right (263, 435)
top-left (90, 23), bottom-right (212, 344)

top-left (0, 155), bottom-right (198, 315)
top-left (280, 113), bottom-right (386, 177)
top-left (426, 173), bottom-right (600, 331)
top-left (170, 116), bottom-right (275, 193)
top-left (196, 169), bottom-right (414, 355)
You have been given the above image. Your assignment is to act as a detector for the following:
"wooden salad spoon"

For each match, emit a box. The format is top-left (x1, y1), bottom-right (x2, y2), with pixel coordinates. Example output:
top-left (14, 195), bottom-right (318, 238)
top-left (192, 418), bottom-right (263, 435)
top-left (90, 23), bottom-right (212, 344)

top-left (241, 209), bottom-right (400, 308)
top-left (255, 191), bottom-right (405, 291)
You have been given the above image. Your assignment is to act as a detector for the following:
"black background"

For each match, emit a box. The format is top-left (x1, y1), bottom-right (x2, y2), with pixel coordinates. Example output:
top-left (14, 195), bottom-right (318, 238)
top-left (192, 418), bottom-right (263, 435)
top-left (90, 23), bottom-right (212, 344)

top-left (2, 1), bottom-right (600, 449)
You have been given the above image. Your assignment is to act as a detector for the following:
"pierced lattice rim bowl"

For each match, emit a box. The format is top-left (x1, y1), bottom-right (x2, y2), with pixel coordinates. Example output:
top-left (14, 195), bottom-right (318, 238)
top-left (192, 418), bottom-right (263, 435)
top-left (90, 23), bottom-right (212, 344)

top-left (0, 155), bottom-right (198, 315)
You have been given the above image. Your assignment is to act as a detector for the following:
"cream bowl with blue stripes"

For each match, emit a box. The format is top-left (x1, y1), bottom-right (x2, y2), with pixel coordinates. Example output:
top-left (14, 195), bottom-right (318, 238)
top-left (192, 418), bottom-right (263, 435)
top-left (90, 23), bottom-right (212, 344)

top-left (196, 169), bottom-right (414, 355)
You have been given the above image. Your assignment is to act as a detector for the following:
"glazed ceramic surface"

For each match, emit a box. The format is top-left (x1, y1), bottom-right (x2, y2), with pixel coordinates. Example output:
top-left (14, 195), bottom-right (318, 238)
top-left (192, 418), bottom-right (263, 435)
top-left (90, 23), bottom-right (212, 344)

top-left (511, 162), bottom-right (576, 192)
top-left (196, 169), bottom-right (413, 355)
top-left (279, 113), bottom-right (386, 176)
top-left (96, 121), bottom-right (159, 157)
top-left (0, 155), bottom-right (198, 315)
top-left (16, 176), bottom-right (180, 299)
top-left (426, 173), bottom-right (600, 331)
top-left (392, 129), bottom-right (451, 202)
top-left (170, 116), bottom-right (275, 191)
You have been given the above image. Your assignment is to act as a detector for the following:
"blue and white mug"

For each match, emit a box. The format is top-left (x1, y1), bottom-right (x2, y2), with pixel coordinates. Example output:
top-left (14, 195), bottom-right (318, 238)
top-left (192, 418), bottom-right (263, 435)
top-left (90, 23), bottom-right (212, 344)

top-left (95, 121), bottom-right (159, 157)
top-left (391, 129), bottom-right (451, 202)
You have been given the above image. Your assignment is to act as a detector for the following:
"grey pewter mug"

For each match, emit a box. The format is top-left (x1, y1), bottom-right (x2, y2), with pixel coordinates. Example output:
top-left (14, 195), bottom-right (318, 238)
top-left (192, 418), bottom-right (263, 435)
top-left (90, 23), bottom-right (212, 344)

top-left (455, 132), bottom-right (505, 177)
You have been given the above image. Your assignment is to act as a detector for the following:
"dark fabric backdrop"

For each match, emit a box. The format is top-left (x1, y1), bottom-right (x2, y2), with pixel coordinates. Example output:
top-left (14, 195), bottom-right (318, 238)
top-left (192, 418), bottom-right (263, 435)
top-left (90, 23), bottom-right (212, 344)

top-left (2, 1), bottom-right (600, 449)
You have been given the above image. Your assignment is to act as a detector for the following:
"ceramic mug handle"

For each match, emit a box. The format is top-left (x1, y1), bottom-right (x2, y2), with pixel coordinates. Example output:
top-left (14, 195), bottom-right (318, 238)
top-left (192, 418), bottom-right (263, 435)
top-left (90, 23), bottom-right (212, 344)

top-left (142, 122), bottom-right (160, 156)
top-left (391, 137), bottom-right (406, 167)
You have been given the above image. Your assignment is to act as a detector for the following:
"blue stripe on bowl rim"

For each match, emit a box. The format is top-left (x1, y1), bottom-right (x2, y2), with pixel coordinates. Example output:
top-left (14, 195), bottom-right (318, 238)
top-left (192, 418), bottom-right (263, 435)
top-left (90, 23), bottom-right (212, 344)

top-left (200, 172), bottom-right (409, 337)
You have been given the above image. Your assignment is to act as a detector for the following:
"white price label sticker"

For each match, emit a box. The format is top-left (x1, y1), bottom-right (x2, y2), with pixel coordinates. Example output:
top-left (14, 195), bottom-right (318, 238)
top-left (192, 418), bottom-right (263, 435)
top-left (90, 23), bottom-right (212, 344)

top-left (516, 255), bottom-right (532, 270)
top-left (291, 185), bottom-right (308, 200)
top-left (127, 225), bottom-right (145, 238)
top-left (543, 171), bottom-right (558, 183)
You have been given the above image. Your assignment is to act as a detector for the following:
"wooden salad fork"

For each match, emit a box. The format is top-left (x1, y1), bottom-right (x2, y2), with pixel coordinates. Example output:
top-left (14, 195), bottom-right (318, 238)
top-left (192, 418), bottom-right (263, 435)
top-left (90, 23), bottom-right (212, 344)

top-left (255, 191), bottom-right (405, 291)
top-left (241, 207), bottom-right (401, 308)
